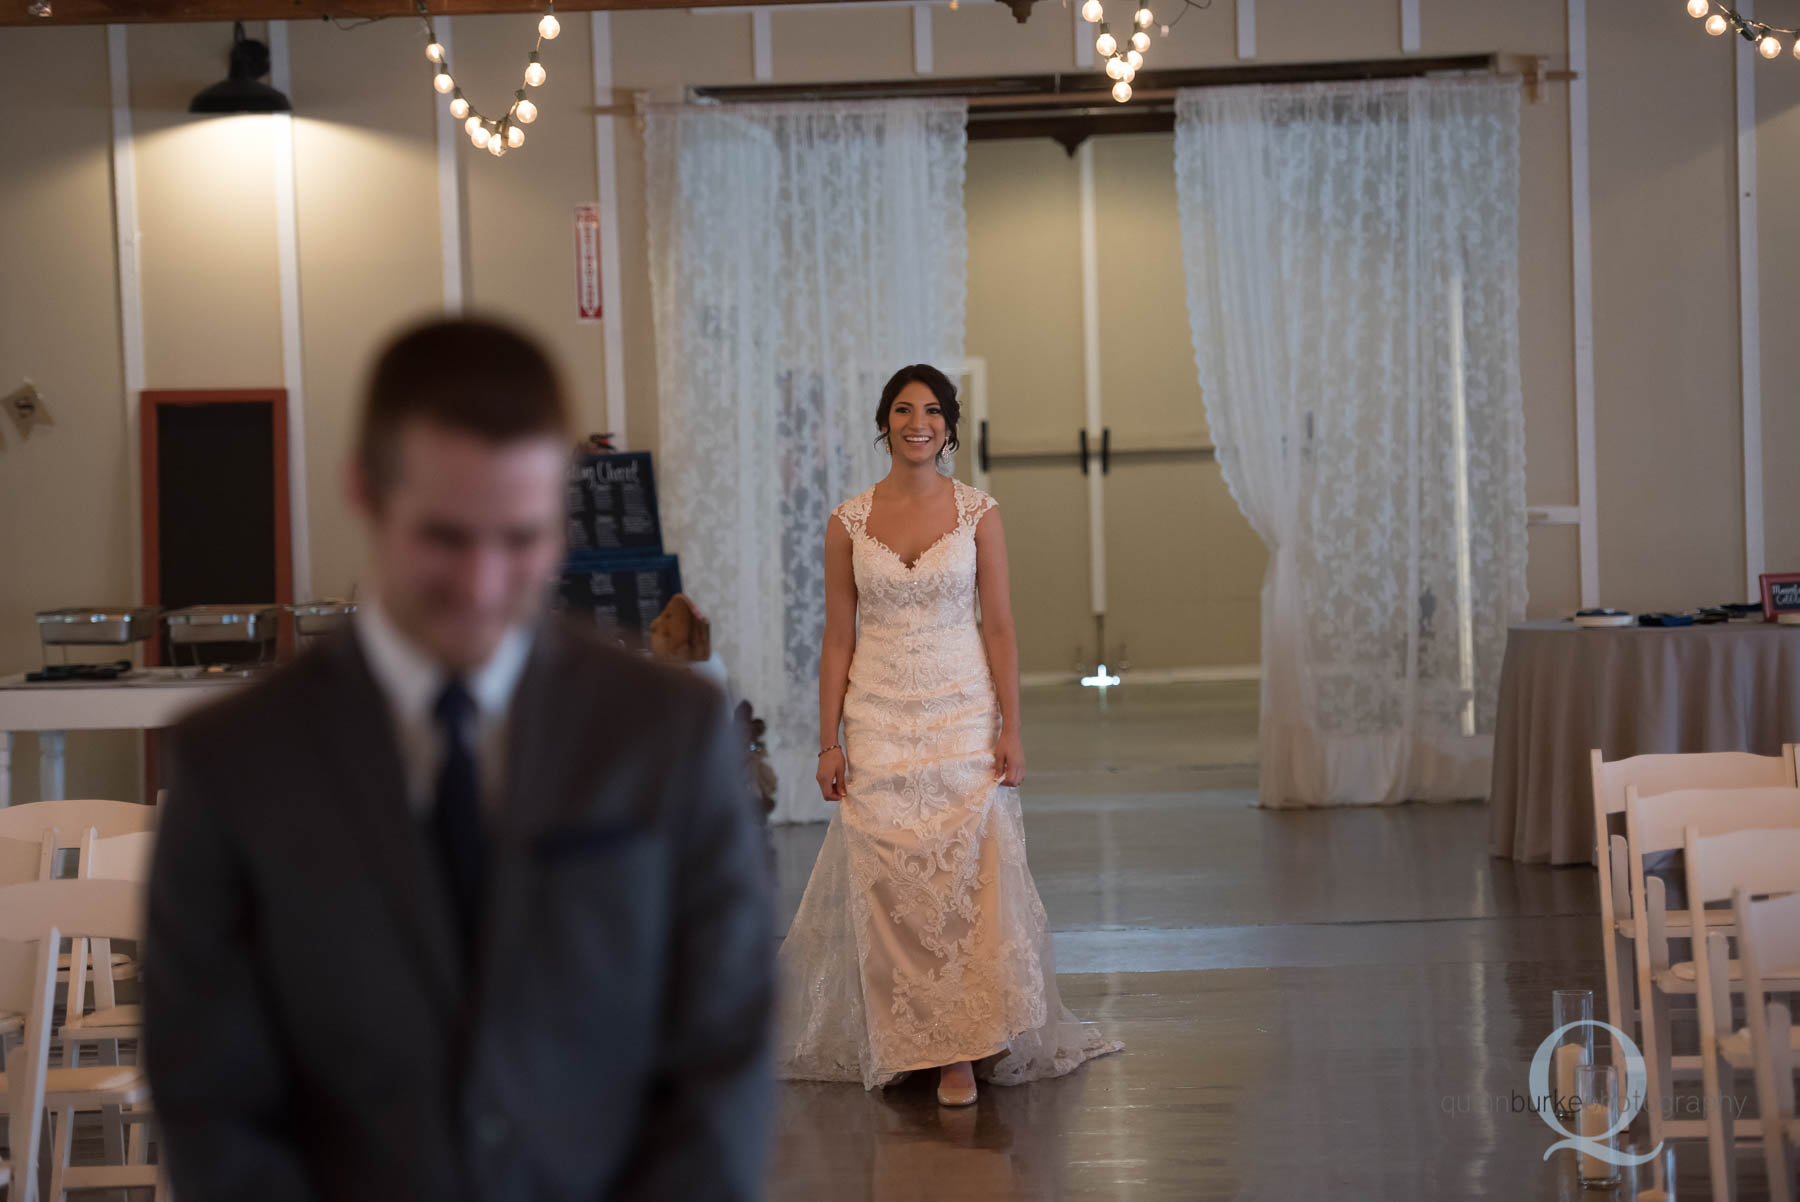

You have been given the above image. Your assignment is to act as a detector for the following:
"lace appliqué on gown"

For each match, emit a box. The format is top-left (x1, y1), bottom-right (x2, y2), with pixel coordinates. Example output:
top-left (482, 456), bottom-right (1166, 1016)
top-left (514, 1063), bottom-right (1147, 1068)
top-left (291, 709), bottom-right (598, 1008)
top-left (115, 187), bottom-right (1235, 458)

top-left (776, 477), bottom-right (1124, 1090)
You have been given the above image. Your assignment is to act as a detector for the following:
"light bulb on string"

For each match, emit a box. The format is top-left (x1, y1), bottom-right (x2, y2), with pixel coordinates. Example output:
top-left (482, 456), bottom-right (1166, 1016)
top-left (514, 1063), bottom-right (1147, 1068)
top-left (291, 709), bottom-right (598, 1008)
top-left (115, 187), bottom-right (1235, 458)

top-left (1126, 48), bottom-right (1143, 70)
top-left (1113, 80), bottom-right (1132, 103)
top-left (1792, 38), bottom-right (1800, 57)
top-left (465, 114), bottom-right (484, 136)
top-left (449, 91), bottom-right (470, 120)
top-left (1081, 0), bottom-right (1104, 22)
top-left (507, 124), bottom-right (526, 148)
top-left (1706, 12), bottom-right (1730, 33)
top-left (539, 8), bottom-right (561, 39)
top-left (1686, 0), bottom-right (1709, 15)
top-left (1763, 33), bottom-right (1784, 57)
top-left (1120, 62), bottom-right (1136, 82)
top-left (525, 52), bottom-right (546, 87)
top-left (515, 91), bottom-right (538, 123)
top-left (1106, 56), bottom-right (1126, 79)
top-left (1135, 7), bottom-right (1153, 27)
top-left (1096, 32), bottom-right (1117, 56)
top-left (488, 135), bottom-right (507, 158)
top-left (471, 125), bottom-right (491, 148)
top-left (1131, 30), bottom-right (1150, 51)
top-left (426, 40), bottom-right (445, 62)
top-left (433, 69), bottom-right (455, 95)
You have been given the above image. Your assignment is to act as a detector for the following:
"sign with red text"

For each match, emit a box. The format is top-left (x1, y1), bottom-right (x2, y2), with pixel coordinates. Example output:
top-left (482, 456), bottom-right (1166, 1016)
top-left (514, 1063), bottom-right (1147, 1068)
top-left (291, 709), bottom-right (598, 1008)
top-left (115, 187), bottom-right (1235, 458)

top-left (575, 203), bottom-right (602, 322)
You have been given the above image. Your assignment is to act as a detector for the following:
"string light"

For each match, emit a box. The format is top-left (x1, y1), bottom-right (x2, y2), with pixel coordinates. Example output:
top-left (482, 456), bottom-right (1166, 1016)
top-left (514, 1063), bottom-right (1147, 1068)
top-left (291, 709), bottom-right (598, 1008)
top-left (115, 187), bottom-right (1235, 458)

top-left (1688, 2), bottom-right (1800, 60)
top-left (419, 3), bottom-right (557, 162)
top-left (1084, 2), bottom-right (1159, 103)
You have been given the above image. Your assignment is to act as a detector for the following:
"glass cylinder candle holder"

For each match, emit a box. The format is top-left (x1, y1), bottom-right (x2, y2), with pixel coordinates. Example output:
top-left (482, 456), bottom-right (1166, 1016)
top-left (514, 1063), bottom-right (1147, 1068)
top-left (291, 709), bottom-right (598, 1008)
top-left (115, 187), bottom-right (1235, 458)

top-left (1575, 1062), bottom-right (1622, 1189)
top-left (1552, 989), bottom-right (1595, 1122)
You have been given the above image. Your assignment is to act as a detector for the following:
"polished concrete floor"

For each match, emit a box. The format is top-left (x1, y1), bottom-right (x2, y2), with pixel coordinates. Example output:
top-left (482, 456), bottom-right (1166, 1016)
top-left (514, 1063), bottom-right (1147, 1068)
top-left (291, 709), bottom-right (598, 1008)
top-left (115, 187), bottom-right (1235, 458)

top-left (767, 681), bottom-right (1776, 1201)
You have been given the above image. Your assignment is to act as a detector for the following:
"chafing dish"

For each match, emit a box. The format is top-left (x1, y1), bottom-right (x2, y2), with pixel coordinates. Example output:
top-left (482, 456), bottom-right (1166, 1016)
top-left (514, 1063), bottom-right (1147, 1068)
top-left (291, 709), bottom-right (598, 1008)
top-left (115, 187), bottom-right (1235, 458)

top-left (163, 604), bottom-right (280, 645)
top-left (289, 600), bottom-right (357, 638)
top-left (36, 607), bottom-right (158, 645)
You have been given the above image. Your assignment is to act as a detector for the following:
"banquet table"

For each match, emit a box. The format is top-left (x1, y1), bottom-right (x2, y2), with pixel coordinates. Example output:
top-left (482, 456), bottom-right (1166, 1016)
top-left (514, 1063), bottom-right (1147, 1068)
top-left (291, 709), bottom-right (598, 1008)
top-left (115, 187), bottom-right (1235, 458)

top-left (0, 668), bottom-right (247, 807)
top-left (1487, 620), bottom-right (1800, 865)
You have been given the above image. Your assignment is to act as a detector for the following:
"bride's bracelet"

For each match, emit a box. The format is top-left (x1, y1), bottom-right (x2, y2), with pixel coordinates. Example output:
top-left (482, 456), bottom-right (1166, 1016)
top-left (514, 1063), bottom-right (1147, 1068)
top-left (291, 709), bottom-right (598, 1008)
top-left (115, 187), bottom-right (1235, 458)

top-left (818, 743), bottom-right (841, 756)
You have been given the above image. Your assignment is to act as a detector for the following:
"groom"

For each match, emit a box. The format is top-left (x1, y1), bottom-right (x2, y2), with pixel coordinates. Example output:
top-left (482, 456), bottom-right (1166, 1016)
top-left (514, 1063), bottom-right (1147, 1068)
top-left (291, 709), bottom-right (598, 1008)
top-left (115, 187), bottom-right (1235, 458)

top-left (143, 316), bottom-right (776, 1201)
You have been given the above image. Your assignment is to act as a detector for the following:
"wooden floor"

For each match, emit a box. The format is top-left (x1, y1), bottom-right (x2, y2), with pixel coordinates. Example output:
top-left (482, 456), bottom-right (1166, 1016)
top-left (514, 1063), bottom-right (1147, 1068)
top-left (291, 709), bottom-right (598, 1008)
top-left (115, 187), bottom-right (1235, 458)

top-left (767, 682), bottom-right (1775, 1201)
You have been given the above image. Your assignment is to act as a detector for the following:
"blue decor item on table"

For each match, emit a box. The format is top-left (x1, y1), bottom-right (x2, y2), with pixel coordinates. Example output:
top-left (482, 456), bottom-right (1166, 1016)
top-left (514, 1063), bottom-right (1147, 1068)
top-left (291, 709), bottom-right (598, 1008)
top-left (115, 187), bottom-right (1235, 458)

top-left (1636, 612), bottom-right (1696, 627)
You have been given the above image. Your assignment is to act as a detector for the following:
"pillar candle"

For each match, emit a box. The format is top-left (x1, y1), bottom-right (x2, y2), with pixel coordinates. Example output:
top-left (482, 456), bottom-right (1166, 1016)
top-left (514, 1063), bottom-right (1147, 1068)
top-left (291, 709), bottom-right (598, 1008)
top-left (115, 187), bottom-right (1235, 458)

top-left (1554, 1042), bottom-right (1585, 1114)
top-left (1579, 1100), bottom-right (1614, 1181)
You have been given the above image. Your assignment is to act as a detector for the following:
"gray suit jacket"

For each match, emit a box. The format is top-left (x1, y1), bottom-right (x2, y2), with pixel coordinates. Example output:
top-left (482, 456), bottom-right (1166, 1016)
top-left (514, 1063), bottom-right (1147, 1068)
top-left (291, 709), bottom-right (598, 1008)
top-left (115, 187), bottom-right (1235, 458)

top-left (143, 617), bottom-right (775, 1202)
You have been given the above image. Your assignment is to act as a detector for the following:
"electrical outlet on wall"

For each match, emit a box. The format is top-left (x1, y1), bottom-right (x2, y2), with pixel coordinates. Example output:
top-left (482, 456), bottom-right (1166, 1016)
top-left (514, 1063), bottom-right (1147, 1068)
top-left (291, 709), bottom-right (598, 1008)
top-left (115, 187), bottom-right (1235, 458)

top-left (3, 380), bottom-right (51, 440)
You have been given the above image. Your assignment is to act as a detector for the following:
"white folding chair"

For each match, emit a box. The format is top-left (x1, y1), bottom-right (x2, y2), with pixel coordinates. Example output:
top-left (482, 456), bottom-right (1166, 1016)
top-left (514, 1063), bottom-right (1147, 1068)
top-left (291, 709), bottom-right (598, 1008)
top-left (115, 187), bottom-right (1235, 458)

top-left (1625, 786), bottom-right (1800, 1150)
top-left (1591, 747), bottom-right (1797, 1044)
top-left (0, 879), bottom-right (164, 1202)
top-left (1683, 826), bottom-right (1800, 1199)
top-left (1735, 888), bottom-right (1800, 1202)
top-left (0, 927), bottom-right (58, 1202)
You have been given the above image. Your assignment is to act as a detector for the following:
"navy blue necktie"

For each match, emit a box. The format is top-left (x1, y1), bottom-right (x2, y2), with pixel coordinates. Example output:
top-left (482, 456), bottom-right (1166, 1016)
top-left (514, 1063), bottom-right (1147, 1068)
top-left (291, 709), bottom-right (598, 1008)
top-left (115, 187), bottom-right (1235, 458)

top-left (431, 678), bottom-right (484, 963)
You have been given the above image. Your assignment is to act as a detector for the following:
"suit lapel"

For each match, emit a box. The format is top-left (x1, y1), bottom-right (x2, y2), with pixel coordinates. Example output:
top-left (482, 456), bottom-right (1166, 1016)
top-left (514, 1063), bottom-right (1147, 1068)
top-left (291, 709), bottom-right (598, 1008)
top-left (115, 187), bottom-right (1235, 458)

top-left (309, 631), bottom-right (464, 1003)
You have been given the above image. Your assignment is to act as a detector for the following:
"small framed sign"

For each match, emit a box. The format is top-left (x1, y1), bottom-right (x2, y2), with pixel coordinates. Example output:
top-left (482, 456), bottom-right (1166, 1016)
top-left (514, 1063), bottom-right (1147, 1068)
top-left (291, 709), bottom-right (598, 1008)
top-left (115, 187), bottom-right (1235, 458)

top-left (1759, 572), bottom-right (1800, 621)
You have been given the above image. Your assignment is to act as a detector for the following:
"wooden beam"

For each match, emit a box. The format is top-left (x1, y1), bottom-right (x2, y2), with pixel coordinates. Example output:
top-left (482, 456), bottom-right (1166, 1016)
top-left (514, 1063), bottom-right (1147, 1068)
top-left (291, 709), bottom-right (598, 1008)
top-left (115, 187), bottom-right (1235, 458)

top-left (0, 0), bottom-right (908, 29)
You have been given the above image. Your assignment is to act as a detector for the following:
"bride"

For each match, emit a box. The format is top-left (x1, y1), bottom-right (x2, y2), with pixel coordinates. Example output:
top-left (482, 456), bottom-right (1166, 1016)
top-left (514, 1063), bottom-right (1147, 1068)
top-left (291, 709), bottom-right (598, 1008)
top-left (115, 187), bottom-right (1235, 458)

top-left (776, 363), bottom-right (1123, 1107)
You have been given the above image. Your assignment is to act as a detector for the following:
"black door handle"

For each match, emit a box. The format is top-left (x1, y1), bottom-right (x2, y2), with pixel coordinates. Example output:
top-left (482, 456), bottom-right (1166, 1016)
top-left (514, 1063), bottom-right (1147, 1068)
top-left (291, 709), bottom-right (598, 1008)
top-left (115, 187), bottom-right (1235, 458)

top-left (1101, 427), bottom-right (1111, 474)
top-left (1078, 429), bottom-right (1089, 475)
top-left (979, 420), bottom-right (990, 474)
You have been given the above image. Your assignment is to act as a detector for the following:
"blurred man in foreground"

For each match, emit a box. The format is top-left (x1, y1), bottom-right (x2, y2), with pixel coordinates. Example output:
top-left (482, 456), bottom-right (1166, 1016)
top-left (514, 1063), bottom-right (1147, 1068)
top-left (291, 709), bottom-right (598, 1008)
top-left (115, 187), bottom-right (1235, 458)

top-left (144, 317), bottom-right (775, 1201)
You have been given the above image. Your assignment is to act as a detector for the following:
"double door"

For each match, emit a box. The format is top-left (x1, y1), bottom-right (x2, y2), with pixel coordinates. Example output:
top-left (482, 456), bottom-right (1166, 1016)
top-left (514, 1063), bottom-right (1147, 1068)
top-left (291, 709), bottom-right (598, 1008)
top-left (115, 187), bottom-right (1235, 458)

top-left (960, 134), bottom-right (1264, 681)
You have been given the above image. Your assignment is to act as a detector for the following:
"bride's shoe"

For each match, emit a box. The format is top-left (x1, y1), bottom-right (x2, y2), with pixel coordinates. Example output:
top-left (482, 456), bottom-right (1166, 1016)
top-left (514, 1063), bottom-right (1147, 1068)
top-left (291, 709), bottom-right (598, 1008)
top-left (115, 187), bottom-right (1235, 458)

top-left (936, 1061), bottom-right (977, 1107)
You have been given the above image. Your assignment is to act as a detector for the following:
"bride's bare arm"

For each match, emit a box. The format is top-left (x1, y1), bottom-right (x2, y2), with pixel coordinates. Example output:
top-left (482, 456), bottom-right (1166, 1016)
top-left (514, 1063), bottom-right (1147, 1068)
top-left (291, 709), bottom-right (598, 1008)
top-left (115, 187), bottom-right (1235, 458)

top-left (819, 514), bottom-right (858, 754)
top-left (973, 507), bottom-right (1022, 742)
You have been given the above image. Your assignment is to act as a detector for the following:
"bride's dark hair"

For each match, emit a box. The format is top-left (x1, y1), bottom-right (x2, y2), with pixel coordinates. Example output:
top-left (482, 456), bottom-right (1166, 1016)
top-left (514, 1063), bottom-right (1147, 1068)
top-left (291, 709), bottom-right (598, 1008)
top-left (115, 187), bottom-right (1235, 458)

top-left (874, 364), bottom-right (960, 459)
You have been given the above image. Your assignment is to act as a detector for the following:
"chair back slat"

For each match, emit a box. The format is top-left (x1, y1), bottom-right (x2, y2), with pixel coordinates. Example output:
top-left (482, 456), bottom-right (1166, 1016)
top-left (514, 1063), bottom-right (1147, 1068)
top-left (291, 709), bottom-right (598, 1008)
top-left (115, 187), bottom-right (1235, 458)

top-left (0, 879), bottom-right (145, 943)
top-left (1626, 786), bottom-right (1800, 856)
top-left (2, 929), bottom-right (59, 1202)
top-left (1741, 890), bottom-right (1800, 976)
top-left (0, 799), bottom-right (156, 847)
top-left (84, 829), bottom-right (155, 883)
top-left (1686, 827), bottom-right (1800, 907)
top-left (0, 831), bottom-right (53, 885)
top-left (1593, 747), bottom-right (1796, 816)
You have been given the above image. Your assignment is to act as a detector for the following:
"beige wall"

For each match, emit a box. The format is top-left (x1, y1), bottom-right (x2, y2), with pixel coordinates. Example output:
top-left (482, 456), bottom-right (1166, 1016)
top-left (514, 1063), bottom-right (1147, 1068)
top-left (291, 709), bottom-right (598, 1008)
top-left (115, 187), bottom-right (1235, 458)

top-left (0, 0), bottom-right (1792, 792)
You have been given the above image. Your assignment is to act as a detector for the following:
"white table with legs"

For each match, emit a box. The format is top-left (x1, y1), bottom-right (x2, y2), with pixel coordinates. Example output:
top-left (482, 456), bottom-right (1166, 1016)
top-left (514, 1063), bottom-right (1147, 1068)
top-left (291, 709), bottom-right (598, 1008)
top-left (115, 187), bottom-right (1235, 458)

top-left (0, 670), bottom-right (248, 806)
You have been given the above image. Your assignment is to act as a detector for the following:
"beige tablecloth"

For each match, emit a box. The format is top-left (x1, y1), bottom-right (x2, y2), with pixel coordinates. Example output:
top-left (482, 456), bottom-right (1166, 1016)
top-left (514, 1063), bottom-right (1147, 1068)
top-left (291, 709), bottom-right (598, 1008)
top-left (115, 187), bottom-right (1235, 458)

top-left (1488, 620), bottom-right (1800, 864)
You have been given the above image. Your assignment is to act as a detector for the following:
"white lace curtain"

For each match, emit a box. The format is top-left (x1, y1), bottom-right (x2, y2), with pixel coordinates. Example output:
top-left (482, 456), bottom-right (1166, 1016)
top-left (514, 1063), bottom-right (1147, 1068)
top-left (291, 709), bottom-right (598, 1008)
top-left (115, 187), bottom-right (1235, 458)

top-left (1174, 77), bottom-right (1528, 807)
top-left (644, 98), bottom-right (969, 824)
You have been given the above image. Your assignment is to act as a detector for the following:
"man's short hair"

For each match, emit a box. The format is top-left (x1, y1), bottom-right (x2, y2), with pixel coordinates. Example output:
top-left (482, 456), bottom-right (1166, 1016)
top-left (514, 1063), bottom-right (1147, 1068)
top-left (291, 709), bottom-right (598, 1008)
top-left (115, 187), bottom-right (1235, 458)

top-left (357, 316), bottom-right (572, 502)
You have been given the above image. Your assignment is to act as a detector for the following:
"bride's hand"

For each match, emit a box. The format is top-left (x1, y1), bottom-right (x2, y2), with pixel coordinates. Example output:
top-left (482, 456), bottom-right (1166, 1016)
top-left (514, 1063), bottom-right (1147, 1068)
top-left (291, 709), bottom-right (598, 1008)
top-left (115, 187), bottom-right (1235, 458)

top-left (817, 747), bottom-right (847, 802)
top-left (994, 730), bottom-right (1026, 787)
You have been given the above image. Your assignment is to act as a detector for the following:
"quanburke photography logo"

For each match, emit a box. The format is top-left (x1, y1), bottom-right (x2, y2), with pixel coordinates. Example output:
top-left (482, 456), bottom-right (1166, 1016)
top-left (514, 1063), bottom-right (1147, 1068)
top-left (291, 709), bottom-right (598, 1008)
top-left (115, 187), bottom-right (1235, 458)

top-left (1527, 1019), bottom-right (1662, 1168)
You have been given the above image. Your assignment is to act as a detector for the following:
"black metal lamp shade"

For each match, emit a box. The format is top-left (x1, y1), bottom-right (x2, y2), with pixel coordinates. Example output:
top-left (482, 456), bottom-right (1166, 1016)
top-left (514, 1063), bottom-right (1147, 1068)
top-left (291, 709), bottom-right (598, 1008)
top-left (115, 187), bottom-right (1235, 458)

top-left (190, 21), bottom-right (291, 114)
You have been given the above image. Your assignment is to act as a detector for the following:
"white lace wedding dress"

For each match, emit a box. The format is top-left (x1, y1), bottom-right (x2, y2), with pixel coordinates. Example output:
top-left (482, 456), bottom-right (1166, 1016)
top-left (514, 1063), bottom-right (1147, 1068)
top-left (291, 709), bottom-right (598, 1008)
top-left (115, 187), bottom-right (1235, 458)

top-left (776, 476), bottom-right (1124, 1090)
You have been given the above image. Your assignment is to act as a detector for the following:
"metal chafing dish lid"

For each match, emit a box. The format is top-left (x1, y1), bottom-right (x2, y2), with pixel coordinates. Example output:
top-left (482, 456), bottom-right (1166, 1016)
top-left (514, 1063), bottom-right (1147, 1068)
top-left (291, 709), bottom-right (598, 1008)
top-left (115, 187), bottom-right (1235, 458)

top-left (163, 604), bottom-right (280, 624)
top-left (36, 606), bottom-right (157, 622)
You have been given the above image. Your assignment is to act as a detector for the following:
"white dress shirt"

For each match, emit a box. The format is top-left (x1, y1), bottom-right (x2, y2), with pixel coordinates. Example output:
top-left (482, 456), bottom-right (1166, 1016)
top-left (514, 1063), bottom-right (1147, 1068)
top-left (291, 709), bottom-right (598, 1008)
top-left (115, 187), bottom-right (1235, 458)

top-left (352, 598), bottom-right (535, 817)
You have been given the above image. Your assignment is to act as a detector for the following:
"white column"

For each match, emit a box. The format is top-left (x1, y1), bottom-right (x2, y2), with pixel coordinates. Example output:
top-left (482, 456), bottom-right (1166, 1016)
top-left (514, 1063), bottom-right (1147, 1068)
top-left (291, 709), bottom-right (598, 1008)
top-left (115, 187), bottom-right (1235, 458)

top-left (434, 19), bottom-right (466, 313)
top-left (1236, 0), bottom-right (1256, 60)
top-left (1567, 0), bottom-right (1599, 607)
top-left (39, 731), bottom-right (66, 802)
top-left (591, 12), bottom-right (629, 447)
top-left (268, 22), bottom-right (313, 600)
top-left (1735, 0), bottom-right (1765, 597)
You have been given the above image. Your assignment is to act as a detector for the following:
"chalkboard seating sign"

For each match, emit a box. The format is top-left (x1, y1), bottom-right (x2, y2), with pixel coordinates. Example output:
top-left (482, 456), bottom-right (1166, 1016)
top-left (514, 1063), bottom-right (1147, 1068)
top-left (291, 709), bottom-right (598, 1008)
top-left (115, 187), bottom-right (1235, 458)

top-left (555, 551), bottom-right (683, 649)
top-left (1760, 573), bottom-right (1800, 621)
top-left (567, 452), bottom-right (664, 555)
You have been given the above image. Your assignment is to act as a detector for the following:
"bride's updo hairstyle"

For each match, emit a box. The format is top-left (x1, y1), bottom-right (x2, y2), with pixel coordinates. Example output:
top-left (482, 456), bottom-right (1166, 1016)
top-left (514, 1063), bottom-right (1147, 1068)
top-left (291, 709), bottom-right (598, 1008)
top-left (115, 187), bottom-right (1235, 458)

top-left (874, 364), bottom-right (961, 460)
